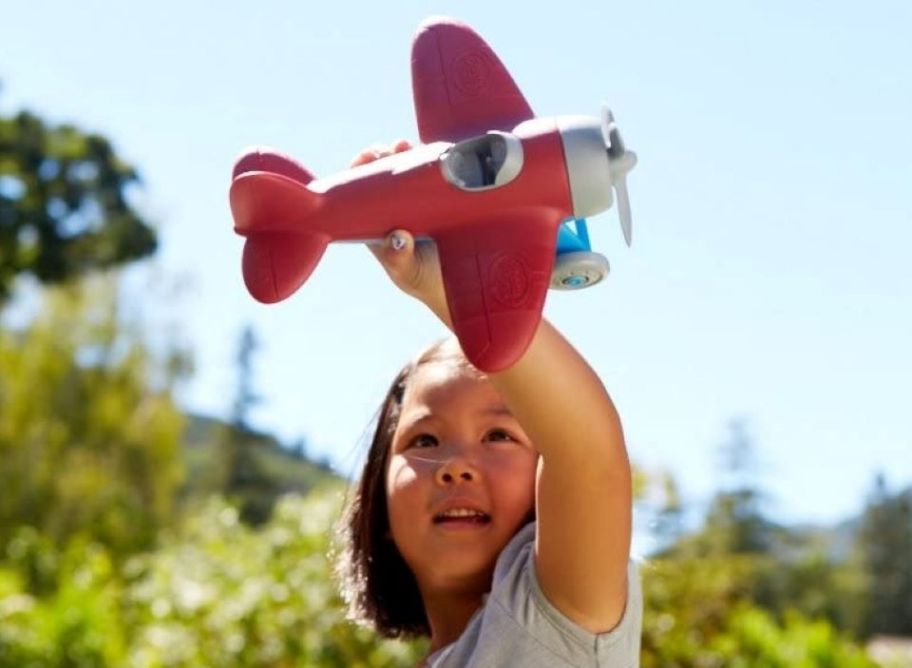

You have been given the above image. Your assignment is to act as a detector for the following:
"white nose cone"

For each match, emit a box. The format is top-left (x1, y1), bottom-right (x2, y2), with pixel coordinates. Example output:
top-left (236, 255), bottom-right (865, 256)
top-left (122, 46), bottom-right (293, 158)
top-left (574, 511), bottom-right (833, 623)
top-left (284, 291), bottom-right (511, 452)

top-left (556, 115), bottom-right (613, 218)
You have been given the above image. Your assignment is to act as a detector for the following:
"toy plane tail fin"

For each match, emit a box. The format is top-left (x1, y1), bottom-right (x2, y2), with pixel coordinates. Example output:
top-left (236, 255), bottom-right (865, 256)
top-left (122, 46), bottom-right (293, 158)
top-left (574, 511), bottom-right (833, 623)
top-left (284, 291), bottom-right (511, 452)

top-left (242, 232), bottom-right (328, 304)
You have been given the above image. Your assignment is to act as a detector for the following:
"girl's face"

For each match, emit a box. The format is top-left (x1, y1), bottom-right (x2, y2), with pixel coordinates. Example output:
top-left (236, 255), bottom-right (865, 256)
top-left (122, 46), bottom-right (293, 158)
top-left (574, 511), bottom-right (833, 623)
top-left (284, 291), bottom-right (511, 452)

top-left (385, 360), bottom-right (539, 594)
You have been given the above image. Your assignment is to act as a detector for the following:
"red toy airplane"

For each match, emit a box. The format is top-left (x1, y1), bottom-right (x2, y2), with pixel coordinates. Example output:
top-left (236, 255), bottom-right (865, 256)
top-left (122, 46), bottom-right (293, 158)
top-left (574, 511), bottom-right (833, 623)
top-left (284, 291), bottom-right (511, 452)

top-left (230, 16), bottom-right (637, 372)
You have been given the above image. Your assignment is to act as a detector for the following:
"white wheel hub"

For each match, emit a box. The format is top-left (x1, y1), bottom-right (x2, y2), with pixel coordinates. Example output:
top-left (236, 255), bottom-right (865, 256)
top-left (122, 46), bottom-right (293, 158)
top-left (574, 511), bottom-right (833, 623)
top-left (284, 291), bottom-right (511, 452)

top-left (550, 251), bottom-right (610, 290)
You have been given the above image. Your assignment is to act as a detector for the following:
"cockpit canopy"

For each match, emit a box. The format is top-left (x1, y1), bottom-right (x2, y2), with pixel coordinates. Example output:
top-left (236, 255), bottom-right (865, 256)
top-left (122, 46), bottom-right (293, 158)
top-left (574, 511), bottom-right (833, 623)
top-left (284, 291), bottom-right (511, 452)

top-left (439, 131), bottom-right (524, 191)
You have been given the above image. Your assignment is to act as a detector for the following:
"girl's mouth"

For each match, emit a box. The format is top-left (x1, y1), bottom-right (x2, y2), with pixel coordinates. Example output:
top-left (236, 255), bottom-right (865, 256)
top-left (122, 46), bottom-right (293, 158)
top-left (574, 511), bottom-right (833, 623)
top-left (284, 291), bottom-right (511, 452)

top-left (433, 510), bottom-right (492, 527)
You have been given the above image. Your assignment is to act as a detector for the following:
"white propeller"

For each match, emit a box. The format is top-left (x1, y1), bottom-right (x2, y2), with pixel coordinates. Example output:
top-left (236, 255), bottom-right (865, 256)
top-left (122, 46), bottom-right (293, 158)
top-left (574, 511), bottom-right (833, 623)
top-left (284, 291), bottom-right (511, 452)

top-left (601, 105), bottom-right (637, 247)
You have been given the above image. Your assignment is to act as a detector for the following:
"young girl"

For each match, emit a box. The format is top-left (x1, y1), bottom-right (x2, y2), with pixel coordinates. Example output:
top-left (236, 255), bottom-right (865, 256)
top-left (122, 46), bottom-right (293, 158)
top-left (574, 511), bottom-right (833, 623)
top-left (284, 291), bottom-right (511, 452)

top-left (336, 141), bottom-right (642, 667)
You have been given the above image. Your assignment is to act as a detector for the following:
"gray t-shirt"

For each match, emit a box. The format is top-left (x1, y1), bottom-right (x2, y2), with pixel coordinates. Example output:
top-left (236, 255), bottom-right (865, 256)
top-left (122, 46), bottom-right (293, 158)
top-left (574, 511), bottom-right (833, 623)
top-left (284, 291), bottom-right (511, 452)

top-left (427, 522), bottom-right (642, 667)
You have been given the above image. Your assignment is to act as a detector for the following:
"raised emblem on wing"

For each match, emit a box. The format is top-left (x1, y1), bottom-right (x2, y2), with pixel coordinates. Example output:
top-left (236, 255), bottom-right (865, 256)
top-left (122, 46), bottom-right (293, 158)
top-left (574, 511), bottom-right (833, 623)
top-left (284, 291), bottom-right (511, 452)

top-left (411, 17), bottom-right (535, 143)
top-left (436, 215), bottom-right (557, 371)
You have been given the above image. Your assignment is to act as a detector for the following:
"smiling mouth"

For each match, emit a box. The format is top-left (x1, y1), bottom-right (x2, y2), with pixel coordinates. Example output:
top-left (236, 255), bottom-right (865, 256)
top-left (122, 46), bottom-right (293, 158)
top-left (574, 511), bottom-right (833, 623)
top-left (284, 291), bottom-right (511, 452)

top-left (432, 512), bottom-right (492, 526)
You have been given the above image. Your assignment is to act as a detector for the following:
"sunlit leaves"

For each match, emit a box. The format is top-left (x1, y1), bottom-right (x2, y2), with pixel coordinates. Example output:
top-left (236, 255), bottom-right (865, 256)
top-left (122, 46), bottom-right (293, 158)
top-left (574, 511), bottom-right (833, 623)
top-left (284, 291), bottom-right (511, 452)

top-left (0, 102), bottom-right (156, 301)
top-left (0, 492), bottom-right (428, 667)
top-left (640, 557), bottom-right (877, 667)
top-left (0, 274), bottom-right (185, 556)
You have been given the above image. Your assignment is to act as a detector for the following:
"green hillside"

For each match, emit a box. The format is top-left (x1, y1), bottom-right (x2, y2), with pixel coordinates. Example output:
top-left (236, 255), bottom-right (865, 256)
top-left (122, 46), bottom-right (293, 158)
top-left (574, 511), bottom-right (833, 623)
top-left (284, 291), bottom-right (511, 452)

top-left (179, 414), bottom-right (346, 519)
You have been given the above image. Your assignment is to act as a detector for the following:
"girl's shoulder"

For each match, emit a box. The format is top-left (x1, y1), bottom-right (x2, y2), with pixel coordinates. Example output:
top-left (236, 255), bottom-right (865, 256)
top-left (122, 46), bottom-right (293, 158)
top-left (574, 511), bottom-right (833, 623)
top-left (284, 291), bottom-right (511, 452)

top-left (429, 522), bottom-right (643, 667)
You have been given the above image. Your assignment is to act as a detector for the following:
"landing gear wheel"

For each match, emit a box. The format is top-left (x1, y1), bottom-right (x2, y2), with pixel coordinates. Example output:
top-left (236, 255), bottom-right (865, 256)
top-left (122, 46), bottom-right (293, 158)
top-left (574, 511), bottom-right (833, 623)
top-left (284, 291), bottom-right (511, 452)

top-left (550, 251), bottom-right (610, 290)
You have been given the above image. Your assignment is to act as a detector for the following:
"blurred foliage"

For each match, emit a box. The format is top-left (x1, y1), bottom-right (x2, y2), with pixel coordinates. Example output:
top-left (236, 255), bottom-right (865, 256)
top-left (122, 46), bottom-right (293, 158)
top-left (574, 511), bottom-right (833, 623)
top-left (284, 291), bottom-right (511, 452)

top-left (0, 274), bottom-right (186, 559)
top-left (637, 420), bottom-right (894, 667)
top-left (858, 475), bottom-right (912, 637)
top-left (640, 556), bottom-right (877, 667)
top-left (0, 530), bottom-right (126, 666)
top-left (0, 96), bottom-right (156, 302)
top-left (0, 477), bottom-right (884, 667)
top-left (0, 492), bottom-right (427, 667)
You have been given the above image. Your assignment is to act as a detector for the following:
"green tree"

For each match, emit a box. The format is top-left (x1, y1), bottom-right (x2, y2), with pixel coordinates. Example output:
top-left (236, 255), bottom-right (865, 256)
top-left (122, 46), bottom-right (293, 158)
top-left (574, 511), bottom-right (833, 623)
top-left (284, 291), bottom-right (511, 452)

top-left (857, 474), bottom-right (912, 637)
top-left (230, 323), bottom-right (260, 433)
top-left (0, 274), bottom-right (185, 560)
top-left (705, 419), bottom-right (777, 555)
top-left (661, 420), bottom-right (778, 559)
top-left (0, 91), bottom-right (156, 302)
top-left (216, 323), bottom-right (281, 525)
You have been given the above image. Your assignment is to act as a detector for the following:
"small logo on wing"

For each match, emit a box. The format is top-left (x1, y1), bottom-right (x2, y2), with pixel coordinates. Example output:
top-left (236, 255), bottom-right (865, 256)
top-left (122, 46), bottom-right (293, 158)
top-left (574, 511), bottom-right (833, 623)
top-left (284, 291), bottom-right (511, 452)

top-left (452, 51), bottom-right (490, 96)
top-left (488, 253), bottom-right (530, 308)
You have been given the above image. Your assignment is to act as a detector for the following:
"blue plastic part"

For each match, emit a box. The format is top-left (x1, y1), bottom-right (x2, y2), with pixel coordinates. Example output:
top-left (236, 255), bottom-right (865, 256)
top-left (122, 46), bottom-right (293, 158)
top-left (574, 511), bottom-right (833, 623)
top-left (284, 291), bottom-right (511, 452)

top-left (574, 218), bottom-right (591, 249)
top-left (556, 218), bottom-right (592, 255)
top-left (562, 275), bottom-right (588, 287)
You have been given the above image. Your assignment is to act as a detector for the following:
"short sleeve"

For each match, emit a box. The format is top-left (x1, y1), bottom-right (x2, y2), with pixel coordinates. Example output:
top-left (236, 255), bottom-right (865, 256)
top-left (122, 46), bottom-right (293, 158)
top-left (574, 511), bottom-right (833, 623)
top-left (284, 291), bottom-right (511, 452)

top-left (490, 521), bottom-right (642, 666)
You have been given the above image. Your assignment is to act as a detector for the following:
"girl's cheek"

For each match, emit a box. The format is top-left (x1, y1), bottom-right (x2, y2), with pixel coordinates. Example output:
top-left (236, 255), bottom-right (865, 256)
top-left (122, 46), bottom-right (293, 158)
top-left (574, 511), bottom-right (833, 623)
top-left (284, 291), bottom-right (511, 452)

top-left (387, 455), bottom-right (425, 492)
top-left (488, 447), bottom-right (538, 473)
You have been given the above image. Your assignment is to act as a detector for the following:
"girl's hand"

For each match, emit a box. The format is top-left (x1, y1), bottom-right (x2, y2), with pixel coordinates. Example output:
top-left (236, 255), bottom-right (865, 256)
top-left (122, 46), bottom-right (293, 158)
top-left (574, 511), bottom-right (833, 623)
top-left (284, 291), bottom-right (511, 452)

top-left (351, 140), bottom-right (452, 324)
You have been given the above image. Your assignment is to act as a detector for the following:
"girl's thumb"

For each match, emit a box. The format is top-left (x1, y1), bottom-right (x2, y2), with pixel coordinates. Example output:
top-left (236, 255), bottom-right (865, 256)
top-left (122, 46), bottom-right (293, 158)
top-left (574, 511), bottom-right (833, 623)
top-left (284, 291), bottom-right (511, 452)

top-left (371, 229), bottom-right (415, 274)
top-left (386, 229), bottom-right (413, 257)
top-left (389, 231), bottom-right (409, 252)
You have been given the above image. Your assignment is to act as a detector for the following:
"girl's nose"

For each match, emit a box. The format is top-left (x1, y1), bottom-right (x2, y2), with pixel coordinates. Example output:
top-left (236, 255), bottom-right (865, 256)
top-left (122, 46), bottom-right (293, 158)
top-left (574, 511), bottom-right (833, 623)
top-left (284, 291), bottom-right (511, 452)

top-left (435, 456), bottom-right (479, 485)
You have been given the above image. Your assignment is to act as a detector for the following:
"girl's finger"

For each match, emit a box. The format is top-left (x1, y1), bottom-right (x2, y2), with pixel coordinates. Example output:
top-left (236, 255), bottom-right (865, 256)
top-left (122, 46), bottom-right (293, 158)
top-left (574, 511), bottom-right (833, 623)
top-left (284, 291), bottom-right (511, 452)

top-left (392, 139), bottom-right (412, 153)
top-left (370, 229), bottom-right (415, 274)
top-left (351, 140), bottom-right (413, 167)
top-left (351, 145), bottom-right (388, 167)
top-left (350, 150), bottom-right (378, 167)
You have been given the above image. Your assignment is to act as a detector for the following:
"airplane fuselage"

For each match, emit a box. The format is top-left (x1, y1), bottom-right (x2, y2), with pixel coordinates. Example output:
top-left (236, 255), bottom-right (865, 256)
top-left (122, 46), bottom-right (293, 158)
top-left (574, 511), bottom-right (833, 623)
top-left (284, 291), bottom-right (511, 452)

top-left (257, 118), bottom-right (574, 244)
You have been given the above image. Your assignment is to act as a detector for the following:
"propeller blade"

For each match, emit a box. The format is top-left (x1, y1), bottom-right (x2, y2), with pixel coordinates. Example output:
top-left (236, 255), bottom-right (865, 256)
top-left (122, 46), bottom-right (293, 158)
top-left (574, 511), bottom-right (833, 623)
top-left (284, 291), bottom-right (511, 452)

top-left (600, 104), bottom-right (614, 149)
top-left (614, 176), bottom-right (633, 247)
top-left (601, 103), bottom-right (636, 246)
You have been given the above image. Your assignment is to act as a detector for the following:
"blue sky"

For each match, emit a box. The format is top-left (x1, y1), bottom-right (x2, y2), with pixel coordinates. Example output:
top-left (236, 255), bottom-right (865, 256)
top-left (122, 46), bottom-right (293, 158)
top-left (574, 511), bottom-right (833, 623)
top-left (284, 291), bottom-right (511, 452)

top-left (3, 0), bottom-right (910, 527)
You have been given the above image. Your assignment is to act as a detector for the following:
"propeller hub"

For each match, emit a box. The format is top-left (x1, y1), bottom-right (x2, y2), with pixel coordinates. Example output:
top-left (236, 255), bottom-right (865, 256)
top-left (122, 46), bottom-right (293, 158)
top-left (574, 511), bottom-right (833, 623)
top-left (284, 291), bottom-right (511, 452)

top-left (555, 114), bottom-right (615, 218)
top-left (553, 109), bottom-right (636, 246)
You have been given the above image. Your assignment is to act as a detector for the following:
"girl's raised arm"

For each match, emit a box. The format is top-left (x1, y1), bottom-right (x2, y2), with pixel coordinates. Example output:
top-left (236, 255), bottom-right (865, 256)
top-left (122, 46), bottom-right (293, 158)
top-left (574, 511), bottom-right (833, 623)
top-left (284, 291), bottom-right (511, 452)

top-left (486, 318), bottom-right (632, 634)
top-left (361, 141), bottom-right (632, 634)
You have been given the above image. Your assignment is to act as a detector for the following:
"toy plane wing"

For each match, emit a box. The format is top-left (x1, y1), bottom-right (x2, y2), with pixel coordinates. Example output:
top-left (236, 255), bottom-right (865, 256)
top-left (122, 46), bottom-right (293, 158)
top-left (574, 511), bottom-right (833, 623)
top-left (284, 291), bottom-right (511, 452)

top-left (411, 17), bottom-right (535, 143)
top-left (436, 215), bottom-right (555, 371)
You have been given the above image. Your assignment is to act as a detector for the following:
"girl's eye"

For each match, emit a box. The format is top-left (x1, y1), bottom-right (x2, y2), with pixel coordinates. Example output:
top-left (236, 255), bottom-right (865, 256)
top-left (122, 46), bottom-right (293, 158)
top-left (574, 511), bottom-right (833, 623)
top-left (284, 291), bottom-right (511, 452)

top-left (485, 429), bottom-right (515, 443)
top-left (410, 434), bottom-right (439, 448)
